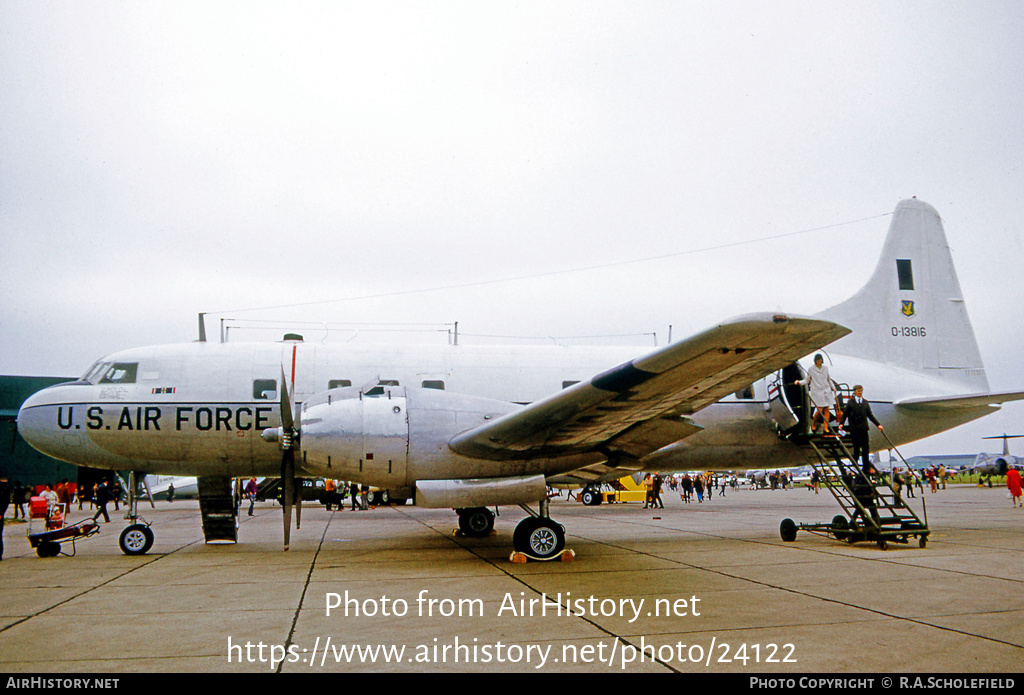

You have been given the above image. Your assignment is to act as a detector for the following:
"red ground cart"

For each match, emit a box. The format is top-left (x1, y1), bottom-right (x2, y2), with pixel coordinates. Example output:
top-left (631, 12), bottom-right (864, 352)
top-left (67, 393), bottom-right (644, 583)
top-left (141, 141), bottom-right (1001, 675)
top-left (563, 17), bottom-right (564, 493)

top-left (26, 498), bottom-right (100, 557)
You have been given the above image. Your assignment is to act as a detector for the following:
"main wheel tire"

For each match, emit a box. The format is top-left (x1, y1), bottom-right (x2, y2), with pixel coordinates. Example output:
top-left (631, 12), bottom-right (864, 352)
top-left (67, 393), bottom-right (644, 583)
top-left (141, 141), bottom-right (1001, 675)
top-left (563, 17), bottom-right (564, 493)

top-left (581, 488), bottom-right (601, 506)
top-left (780, 518), bottom-right (797, 542)
top-left (119, 524), bottom-right (154, 555)
top-left (458, 508), bottom-right (495, 537)
top-left (513, 517), bottom-right (565, 559)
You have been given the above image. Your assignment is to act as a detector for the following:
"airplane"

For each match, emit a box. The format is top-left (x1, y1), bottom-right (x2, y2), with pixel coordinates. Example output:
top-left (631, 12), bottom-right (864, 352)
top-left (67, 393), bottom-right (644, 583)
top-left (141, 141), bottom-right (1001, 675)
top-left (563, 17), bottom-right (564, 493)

top-left (142, 475), bottom-right (199, 500)
top-left (16, 198), bottom-right (1024, 559)
top-left (967, 434), bottom-right (1024, 476)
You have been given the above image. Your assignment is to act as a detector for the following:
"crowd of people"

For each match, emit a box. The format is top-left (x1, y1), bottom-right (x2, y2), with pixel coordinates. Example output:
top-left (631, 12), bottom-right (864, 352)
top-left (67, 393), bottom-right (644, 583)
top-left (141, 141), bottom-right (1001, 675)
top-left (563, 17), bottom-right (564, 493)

top-left (0, 478), bottom-right (123, 522)
top-left (636, 472), bottom-right (740, 506)
top-left (240, 478), bottom-right (379, 516)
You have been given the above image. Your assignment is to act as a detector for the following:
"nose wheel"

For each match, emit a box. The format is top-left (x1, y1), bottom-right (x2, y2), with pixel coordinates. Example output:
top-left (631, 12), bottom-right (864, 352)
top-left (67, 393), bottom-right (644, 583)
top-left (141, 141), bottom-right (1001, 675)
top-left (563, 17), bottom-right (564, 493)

top-left (119, 523), bottom-right (155, 555)
top-left (120, 472), bottom-right (155, 555)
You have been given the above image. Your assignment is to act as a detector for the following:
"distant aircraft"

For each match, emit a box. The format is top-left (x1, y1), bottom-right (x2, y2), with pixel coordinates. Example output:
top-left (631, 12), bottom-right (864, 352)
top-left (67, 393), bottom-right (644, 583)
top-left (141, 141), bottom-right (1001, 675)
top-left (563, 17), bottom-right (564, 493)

top-left (142, 475), bottom-right (198, 500)
top-left (968, 434), bottom-right (1024, 476)
top-left (17, 199), bottom-right (1024, 558)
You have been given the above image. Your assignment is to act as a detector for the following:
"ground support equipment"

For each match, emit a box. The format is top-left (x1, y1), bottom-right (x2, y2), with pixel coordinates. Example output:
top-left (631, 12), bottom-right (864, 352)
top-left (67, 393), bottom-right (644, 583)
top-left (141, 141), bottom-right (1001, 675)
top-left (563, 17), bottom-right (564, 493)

top-left (781, 434), bottom-right (929, 550)
top-left (27, 503), bottom-right (101, 557)
top-left (197, 476), bottom-right (238, 544)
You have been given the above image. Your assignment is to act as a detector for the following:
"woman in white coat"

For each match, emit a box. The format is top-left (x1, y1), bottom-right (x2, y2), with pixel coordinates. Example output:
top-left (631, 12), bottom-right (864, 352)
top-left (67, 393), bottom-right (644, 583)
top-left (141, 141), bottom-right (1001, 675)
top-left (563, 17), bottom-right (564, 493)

top-left (795, 353), bottom-right (838, 434)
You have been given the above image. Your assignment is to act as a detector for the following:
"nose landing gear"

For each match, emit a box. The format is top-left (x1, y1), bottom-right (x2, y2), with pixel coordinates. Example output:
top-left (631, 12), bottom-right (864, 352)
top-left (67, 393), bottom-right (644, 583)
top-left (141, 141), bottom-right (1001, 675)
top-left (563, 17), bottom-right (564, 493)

top-left (120, 471), bottom-right (154, 556)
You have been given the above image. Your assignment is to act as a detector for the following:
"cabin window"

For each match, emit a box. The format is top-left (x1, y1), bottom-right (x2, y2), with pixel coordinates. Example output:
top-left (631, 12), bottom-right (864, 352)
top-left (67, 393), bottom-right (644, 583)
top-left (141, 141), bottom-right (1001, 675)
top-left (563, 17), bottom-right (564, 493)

top-left (897, 259), bottom-right (914, 290)
top-left (99, 363), bottom-right (138, 384)
top-left (328, 379), bottom-right (351, 389)
top-left (422, 380), bottom-right (445, 390)
top-left (253, 379), bottom-right (277, 400)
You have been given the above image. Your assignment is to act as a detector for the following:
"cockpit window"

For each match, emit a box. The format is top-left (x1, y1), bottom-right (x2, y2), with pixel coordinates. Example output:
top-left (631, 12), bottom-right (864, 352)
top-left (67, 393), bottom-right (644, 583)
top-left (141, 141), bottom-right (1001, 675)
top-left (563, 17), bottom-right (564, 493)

top-left (99, 363), bottom-right (139, 384)
top-left (82, 361), bottom-right (111, 384)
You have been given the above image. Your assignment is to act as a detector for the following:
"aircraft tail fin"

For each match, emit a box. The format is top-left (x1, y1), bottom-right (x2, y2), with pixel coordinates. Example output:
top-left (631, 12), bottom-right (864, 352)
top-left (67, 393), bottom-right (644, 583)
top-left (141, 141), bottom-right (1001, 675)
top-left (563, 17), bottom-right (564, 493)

top-left (815, 198), bottom-right (989, 393)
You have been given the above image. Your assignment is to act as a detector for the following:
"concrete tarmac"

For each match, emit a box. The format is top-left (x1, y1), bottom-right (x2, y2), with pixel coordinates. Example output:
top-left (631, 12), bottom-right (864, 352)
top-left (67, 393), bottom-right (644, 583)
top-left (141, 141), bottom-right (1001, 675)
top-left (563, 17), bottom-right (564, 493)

top-left (1, 482), bottom-right (1021, 674)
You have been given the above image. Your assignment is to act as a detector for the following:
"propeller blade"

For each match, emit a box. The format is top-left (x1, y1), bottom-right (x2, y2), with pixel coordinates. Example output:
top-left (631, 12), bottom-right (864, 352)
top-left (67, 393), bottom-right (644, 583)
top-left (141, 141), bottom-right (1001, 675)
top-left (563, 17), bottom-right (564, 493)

top-left (282, 449), bottom-right (294, 551)
top-left (278, 362), bottom-right (301, 549)
top-left (279, 367), bottom-right (295, 431)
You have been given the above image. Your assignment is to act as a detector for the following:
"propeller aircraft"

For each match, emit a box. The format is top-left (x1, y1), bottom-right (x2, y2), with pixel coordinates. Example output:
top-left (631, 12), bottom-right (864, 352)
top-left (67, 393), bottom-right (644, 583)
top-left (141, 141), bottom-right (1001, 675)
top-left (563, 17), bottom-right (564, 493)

top-left (17, 199), bottom-right (1024, 558)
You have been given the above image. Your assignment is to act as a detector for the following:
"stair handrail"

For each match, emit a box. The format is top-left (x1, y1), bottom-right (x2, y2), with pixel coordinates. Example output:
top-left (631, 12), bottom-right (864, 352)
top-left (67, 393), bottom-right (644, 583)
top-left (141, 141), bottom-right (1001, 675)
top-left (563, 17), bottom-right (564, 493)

top-left (879, 430), bottom-right (928, 529)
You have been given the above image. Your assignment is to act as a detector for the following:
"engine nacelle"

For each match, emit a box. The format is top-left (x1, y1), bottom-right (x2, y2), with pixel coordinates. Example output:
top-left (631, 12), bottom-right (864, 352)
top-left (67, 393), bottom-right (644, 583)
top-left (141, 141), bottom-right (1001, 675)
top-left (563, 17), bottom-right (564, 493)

top-left (297, 385), bottom-right (523, 491)
top-left (414, 475), bottom-right (548, 508)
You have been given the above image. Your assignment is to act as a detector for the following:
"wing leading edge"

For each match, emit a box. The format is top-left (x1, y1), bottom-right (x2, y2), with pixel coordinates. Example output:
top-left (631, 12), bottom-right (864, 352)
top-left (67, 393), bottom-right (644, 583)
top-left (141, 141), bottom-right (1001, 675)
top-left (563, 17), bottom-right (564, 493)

top-left (449, 313), bottom-right (850, 462)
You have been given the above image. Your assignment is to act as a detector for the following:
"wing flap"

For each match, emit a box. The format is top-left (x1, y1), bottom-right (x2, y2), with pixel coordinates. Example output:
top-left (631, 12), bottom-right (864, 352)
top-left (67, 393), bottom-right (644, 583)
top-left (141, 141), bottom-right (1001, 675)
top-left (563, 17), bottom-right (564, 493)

top-left (604, 415), bottom-right (704, 460)
top-left (449, 313), bottom-right (849, 461)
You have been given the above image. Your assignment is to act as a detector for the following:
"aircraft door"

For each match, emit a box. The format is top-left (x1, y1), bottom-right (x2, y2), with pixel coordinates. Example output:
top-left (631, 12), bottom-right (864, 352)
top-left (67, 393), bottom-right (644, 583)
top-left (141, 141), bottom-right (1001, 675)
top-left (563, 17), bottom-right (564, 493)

top-left (767, 363), bottom-right (809, 436)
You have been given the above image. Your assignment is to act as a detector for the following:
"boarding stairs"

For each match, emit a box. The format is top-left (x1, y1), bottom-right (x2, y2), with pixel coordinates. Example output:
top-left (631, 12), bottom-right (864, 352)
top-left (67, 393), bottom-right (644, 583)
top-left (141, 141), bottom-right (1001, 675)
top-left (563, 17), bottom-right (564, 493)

top-left (197, 477), bottom-right (238, 543)
top-left (781, 433), bottom-right (929, 549)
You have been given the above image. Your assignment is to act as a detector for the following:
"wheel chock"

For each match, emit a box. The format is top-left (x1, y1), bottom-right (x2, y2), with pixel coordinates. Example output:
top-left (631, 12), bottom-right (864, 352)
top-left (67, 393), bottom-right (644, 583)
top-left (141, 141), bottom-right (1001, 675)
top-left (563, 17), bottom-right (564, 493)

top-left (509, 549), bottom-right (575, 563)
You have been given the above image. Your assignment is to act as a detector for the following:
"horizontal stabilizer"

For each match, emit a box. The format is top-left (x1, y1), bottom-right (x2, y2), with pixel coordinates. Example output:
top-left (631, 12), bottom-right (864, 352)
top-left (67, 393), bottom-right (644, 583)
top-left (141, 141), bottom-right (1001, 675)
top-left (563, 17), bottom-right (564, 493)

top-left (896, 390), bottom-right (1024, 412)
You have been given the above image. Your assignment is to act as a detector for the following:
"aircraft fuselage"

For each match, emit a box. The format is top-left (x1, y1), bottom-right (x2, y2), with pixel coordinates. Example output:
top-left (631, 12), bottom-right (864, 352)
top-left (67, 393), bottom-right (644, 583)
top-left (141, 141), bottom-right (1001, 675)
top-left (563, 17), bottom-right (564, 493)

top-left (17, 337), bottom-right (994, 486)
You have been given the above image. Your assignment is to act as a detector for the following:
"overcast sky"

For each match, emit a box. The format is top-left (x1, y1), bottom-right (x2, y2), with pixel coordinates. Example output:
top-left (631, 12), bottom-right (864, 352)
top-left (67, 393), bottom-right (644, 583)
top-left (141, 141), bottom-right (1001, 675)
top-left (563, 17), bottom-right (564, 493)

top-left (2, 1), bottom-right (1022, 457)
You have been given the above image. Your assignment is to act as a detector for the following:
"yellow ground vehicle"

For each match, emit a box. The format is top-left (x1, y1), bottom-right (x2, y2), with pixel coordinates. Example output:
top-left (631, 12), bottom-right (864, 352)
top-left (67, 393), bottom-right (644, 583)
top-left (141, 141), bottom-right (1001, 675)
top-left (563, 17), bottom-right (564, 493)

top-left (579, 475), bottom-right (650, 505)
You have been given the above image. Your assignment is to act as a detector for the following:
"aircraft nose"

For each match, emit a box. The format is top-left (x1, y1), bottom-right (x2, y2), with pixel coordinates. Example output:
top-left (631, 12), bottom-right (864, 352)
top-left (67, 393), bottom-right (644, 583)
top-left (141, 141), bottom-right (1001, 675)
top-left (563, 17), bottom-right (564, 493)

top-left (16, 386), bottom-right (77, 461)
top-left (18, 389), bottom-right (53, 454)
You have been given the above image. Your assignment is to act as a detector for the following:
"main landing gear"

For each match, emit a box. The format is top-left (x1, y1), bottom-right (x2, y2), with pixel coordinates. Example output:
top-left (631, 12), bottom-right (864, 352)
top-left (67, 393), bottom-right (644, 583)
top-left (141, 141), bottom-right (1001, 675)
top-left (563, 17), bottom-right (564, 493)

top-left (512, 498), bottom-right (567, 561)
top-left (455, 507), bottom-right (496, 537)
top-left (455, 499), bottom-right (569, 561)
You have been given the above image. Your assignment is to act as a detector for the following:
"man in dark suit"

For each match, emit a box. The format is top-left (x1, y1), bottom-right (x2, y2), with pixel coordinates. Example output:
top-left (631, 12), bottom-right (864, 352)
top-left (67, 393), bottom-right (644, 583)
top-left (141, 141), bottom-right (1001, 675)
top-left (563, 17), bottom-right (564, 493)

top-left (0, 476), bottom-right (9, 560)
top-left (840, 385), bottom-right (883, 469)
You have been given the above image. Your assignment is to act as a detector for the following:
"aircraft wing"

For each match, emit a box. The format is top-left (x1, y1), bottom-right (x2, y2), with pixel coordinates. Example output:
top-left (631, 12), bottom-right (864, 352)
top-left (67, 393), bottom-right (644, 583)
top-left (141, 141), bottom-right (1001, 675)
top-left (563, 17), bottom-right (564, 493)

top-left (896, 390), bottom-right (1024, 412)
top-left (449, 313), bottom-right (849, 462)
